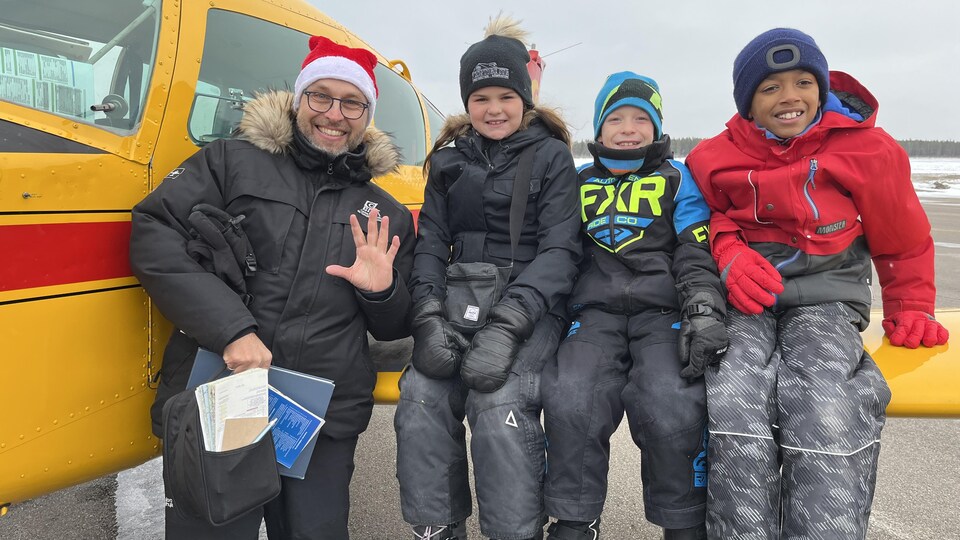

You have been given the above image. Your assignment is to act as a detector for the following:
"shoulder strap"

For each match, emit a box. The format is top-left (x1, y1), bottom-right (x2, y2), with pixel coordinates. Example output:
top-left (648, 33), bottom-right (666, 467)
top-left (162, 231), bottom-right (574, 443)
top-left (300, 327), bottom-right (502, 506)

top-left (509, 145), bottom-right (537, 262)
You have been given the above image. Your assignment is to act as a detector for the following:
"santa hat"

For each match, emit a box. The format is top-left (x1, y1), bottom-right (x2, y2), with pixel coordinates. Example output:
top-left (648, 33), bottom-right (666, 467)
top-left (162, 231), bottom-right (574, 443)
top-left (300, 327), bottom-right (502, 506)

top-left (293, 36), bottom-right (379, 126)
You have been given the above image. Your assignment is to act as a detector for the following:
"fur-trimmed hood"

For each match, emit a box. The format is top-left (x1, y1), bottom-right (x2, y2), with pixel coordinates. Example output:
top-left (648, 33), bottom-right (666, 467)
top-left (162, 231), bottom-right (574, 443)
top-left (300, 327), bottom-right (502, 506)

top-left (237, 90), bottom-right (400, 177)
top-left (436, 106), bottom-right (572, 148)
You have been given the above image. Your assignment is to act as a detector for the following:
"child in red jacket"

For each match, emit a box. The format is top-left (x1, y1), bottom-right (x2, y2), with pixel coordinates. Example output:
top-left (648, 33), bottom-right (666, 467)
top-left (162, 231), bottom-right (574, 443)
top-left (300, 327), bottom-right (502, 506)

top-left (685, 28), bottom-right (948, 539)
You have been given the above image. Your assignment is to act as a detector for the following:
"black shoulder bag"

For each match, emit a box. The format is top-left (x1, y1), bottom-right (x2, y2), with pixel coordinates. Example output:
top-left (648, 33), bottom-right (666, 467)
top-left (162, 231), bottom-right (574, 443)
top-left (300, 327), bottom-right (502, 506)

top-left (443, 145), bottom-right (536, 335)
top-left (161, 382), bottom-right (281, 525)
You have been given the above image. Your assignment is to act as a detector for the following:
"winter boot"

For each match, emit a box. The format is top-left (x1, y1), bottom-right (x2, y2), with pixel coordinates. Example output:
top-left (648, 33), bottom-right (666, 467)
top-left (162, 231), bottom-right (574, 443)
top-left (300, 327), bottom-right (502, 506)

top-left (413, 521), bottom-right (466, 540)
top-left (662, 524), bottom-right (707, 540)
top-left (545, 518), bottom-right (600, 539)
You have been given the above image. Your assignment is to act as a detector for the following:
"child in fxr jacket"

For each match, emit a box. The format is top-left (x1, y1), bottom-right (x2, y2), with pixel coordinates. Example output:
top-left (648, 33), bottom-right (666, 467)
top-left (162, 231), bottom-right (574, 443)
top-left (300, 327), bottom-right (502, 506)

top-left (685, 28), bottom-right (949, 539)
top-left (394, 15), bottom-right (581, 540)
top-left (541, 72), bottom-right (727, 540)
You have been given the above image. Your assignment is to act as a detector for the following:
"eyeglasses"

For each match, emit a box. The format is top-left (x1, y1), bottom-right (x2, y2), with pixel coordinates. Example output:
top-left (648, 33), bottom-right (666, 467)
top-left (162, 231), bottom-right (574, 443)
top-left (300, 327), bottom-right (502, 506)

top-left (302, 91), bottom-right (369, 120)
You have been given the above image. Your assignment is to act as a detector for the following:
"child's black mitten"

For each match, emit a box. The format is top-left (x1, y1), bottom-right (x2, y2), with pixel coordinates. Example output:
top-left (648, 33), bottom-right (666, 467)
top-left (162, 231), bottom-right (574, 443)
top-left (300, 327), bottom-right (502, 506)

top-left (411, 298), bottom-right (470, 379)
top-left (460, 303), bottom-right (534, 392)
top-left (678, 306), bottom-right (728, 379)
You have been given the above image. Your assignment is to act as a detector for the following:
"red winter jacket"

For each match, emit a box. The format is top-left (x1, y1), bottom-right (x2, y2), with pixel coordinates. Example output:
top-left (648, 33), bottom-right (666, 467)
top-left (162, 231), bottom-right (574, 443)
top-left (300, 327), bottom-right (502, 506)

top-left (686, 71), bottom-right (936, 318)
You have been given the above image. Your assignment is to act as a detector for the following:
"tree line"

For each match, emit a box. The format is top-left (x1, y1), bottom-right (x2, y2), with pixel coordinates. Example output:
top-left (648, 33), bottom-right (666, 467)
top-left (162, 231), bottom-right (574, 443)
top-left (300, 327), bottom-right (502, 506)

top-left (571, 138), bottom-right (960, 158)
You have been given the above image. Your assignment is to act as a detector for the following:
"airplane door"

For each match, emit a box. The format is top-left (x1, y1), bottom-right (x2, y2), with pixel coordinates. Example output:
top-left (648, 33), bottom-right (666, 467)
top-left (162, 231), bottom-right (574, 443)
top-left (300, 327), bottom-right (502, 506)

top-left (0, 0), bottom-right (179, 505)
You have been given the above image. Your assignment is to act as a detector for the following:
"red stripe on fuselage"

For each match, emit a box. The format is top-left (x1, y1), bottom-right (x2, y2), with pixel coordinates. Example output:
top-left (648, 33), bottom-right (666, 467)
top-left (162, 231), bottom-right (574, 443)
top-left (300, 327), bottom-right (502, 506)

top-left (0, 221), bottom-right (132, 292)
top-left (410, 208), bottom-right (420, 232)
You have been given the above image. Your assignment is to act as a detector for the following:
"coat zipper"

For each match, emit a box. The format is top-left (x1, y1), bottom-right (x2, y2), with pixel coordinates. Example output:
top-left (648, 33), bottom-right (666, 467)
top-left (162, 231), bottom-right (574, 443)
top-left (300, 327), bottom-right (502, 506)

top-left (802, 158), bottom-right (820, 221)
top-left (771, 249), bottom-right (803, 309)
top-left (608, 177), bottom-right (622, 247)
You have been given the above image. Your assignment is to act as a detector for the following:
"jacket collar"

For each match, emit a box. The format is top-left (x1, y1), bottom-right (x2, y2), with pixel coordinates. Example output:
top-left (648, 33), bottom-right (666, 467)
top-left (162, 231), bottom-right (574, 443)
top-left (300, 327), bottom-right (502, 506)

top-left (237, 90), bottom-right (400, 178)
top-left (588, 135), bottom-right (672, 177)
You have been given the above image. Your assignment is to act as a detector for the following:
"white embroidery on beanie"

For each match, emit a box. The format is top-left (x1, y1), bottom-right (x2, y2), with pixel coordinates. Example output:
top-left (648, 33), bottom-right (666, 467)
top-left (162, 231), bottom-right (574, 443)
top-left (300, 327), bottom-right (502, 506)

top-left (472, 62), bottom-right (509, 82)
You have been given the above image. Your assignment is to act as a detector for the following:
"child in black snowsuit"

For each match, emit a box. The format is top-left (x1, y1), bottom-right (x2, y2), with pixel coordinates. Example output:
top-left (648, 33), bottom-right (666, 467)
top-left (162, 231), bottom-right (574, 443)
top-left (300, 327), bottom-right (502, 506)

top-left (542, 72), bottom-right (727, 540)
top-left (395, 15), bottom-right (581, 540)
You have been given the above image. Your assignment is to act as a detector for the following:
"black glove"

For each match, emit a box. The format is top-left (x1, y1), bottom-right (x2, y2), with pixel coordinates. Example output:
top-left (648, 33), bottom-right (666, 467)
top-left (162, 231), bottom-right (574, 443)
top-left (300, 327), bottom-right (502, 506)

top-left (411, 298), bottom-right (470, 379)
top-left (461, 303), bottom-right (535, 392)
top-left (678, 305), bottom-right (728, 380)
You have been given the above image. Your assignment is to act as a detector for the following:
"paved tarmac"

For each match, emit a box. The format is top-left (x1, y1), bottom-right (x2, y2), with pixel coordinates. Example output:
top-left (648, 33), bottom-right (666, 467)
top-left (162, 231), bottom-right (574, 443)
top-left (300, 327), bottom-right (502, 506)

top-left (2, 195), bottom-right (959, 539)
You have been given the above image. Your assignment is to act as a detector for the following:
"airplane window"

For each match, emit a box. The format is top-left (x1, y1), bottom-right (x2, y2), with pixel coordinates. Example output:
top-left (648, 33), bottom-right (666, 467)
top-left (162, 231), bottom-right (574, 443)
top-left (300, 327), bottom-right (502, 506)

top-left (188, 82), bottom-right (224, 143)
top-left (0, 0), bottom-right (160, 133)
top-left (424, 98), bottom-right (446, 148)
top-left (189, 9), bottom-right (317, 145)
top-left (372, 64), bottom-right (427, 166)
top-left (190, 9), bottom-right (431, 167)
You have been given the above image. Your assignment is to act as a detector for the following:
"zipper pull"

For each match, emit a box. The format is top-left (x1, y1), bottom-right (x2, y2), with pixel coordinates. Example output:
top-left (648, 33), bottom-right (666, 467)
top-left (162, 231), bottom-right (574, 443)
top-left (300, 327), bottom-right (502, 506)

top-left (807, 158), bottom-right (818, 189)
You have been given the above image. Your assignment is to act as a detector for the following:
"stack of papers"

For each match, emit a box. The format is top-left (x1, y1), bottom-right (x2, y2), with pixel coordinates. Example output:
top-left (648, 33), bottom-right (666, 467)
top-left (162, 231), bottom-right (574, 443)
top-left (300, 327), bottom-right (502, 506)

top-left (195, 368), bottom-right (269, 452)
top-left (187, 351), bottom-right (336, 477)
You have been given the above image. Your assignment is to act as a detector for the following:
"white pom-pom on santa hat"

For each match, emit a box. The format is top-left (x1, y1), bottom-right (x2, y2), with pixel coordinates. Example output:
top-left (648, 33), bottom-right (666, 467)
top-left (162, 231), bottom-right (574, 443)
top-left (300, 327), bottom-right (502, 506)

top-left (293, 36), bottom-right (379, 126)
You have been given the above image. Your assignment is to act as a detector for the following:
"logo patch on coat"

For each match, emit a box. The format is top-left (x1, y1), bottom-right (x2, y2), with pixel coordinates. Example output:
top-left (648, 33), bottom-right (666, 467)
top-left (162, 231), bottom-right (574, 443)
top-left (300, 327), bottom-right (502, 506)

top-left (358, 200), bottom-right (381, 219)
top-left (581, 173), bottom-right (663, 253)
top-left (816, 220), bottom-right (847, 235)
top-left (165, 168), bottom-right (185, 180)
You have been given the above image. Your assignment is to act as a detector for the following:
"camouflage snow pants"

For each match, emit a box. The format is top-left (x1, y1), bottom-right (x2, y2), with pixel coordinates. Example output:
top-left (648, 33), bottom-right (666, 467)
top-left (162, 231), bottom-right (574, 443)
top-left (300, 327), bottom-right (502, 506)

top-left (705, 303), bottom-right (891, 540)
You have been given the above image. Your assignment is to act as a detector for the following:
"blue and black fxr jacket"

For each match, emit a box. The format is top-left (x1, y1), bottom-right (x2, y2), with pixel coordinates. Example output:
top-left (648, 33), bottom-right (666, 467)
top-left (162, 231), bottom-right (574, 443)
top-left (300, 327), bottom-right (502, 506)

top-left (568, 136), bottom-right (725, 316)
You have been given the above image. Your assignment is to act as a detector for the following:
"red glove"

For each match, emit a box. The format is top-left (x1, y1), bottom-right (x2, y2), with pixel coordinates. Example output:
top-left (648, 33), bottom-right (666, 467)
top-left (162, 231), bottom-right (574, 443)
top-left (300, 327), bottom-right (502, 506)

top-left (882, 311), bottom-right (949, 348)
top-left (713, 233), bottom-right (784, 315)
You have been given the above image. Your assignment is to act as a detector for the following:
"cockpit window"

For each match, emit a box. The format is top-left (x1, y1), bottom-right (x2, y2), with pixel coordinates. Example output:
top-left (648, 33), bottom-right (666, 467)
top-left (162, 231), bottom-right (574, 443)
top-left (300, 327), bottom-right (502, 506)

top-left (424, 97), bottom-right (445, 149)
top-left (373, 64), bottom-right (427, 165)
top-left (0, 0), bottom-right (160, 133)
top-left (190, 9), bottom-right (430, 166)
top-left (188, 10), bottom-right (309, 145)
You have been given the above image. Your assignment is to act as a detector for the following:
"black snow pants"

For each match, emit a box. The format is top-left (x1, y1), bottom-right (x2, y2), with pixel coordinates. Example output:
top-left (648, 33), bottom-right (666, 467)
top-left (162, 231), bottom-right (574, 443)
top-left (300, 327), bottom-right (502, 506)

top-left (542, 307), bottom-right (708, 529)
top-left (395, 315), bottom-right (563, 540)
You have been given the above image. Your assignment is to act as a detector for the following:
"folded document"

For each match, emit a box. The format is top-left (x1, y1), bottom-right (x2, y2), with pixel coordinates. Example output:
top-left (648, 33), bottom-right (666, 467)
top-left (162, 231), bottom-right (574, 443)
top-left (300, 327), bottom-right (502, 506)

top-left (194, 367), bottom-right (269, 452)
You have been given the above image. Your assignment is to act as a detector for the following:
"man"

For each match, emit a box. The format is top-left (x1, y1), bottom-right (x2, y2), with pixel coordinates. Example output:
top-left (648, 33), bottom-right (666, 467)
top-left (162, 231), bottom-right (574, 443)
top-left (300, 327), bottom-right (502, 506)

top-left (130, 35), bottom-right (415, 539)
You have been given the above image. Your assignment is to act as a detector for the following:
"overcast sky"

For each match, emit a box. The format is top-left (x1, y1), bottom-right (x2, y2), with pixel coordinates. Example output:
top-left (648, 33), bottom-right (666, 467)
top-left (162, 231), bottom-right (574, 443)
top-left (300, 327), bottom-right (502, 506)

top-left (315, 0), bottom-right (959, 143)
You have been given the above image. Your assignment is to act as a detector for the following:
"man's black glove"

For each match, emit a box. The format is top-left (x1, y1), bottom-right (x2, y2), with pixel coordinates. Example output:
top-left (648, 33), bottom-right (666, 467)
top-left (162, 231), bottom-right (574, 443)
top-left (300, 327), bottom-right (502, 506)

top-left (411, 298), bottom-right (470, 379)
top-left (461, 303), bottom-right (535, 392)
top-left (678, 304), bottom-right (728, 379)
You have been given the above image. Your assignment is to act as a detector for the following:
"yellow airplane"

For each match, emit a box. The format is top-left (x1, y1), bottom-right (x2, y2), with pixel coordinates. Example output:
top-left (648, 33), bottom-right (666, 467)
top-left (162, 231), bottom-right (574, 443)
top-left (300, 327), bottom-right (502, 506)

top-left (0, 0), bottom-right (956, 517)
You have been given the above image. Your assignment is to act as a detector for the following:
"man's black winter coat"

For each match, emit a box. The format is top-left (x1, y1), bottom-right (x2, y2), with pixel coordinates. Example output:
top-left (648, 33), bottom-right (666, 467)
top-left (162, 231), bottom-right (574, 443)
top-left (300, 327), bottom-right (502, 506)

top-left (131, 91), bottom-right (415, 439)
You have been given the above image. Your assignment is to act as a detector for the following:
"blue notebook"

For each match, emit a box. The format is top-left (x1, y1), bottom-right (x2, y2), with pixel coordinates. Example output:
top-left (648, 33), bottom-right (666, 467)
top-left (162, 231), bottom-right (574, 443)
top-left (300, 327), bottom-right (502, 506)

top-left (268, 385), bottom-right (324, 469)
top-left (186, 349), bottom-right (336, 478)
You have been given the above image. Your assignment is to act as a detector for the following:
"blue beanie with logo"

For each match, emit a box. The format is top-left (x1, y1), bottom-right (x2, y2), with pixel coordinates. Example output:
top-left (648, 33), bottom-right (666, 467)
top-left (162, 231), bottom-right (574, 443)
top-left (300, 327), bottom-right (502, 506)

top-left (733, 28), bottom-right (829, 118)
top-left (593, 71), bottom-right (663, 140)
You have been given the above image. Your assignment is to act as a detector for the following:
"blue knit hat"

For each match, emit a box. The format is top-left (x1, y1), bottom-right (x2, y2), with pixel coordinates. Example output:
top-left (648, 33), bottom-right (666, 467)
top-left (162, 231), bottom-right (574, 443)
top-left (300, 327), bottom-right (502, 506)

top-left (593, 71), bottom-right (663, 140)
top-left (733, 28), bottom-right (829, 119)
